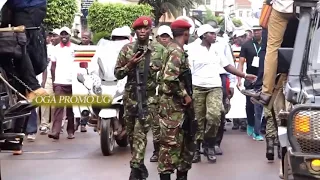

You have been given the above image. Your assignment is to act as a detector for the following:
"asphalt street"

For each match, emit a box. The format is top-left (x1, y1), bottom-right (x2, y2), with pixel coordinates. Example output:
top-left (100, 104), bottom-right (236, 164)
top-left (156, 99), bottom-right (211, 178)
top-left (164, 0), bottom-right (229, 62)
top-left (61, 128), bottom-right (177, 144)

top-left (0, 123), bottom-right (280, 180)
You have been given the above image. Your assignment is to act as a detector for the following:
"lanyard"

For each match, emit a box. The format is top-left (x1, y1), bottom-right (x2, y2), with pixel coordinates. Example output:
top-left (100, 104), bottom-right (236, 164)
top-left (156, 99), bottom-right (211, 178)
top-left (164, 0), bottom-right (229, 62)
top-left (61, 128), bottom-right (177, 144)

top-left (253, 43), bottom-right (261, 56)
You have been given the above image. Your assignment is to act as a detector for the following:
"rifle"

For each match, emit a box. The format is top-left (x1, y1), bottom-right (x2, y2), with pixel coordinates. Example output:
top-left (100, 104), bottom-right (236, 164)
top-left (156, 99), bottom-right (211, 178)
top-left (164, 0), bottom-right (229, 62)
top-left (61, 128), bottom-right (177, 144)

top-left (179, 68), bottom-right (197, 141)
top-left (135, 46), bottom-right (151, 123)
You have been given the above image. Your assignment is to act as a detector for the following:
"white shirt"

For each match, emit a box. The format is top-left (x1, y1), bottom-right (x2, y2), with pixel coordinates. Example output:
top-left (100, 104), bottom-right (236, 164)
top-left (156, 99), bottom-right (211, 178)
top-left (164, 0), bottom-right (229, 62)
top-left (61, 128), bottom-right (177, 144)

top-left (188, 43), bottom-right (230, 88)
top-left (51, 43), bottom-right (77, 85)
top-left (273, 0), bottom-right (293, 13)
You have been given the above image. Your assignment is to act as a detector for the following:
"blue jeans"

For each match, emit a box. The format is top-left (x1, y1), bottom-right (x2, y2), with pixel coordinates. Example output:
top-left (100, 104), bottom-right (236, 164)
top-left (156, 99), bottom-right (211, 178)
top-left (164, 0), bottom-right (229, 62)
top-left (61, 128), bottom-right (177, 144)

top-left (26, 109), bottom-right (38, 135)
top-left (253, 104), bottom-right (264, 135)
top-left (246, 89), bottom-right (264, 135)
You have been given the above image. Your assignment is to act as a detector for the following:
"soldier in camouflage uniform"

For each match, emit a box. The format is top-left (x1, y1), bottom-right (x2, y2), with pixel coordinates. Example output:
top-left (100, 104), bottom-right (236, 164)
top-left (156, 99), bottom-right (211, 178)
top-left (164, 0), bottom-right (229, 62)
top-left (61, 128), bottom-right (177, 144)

top-left (114, 16), bottom-right (168, 180)
top-left (149, 25), bottom-right (174, 163)
top-left (188, 24), bottom-right (257, 164)
top-left (265, 76), bottom-right (288, 162)
top-left (157, 19), bottom-right (194, 180)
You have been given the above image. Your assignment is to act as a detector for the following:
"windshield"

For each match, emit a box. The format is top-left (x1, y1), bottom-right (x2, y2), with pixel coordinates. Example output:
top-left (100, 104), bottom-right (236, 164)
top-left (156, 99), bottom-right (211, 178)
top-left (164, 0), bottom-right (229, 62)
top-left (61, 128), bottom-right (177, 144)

top-left (93, 39), bottom-right (129, 81)
top-left (304, 20), bottom-right (320, 95)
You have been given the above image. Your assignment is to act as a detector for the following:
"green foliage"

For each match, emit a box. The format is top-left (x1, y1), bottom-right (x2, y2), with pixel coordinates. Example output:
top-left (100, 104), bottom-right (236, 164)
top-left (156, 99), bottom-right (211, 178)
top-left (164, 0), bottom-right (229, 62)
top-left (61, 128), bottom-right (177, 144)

top-left (88, 2), bottom-right (153, 35)
top-left (138, 0), bottom-right (199, 26)
top-left (44, 0), bottom-right (78, 31)
top-left (232, 18), bottom-right (242, 27)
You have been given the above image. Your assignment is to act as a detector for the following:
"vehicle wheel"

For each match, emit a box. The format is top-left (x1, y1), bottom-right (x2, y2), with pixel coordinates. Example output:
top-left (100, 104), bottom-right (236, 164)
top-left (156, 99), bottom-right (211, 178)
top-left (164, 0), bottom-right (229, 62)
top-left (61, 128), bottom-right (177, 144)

top-left (100, 119), bottom-right (115, 156)
top-left (116, 134), bottom-right (128, 147)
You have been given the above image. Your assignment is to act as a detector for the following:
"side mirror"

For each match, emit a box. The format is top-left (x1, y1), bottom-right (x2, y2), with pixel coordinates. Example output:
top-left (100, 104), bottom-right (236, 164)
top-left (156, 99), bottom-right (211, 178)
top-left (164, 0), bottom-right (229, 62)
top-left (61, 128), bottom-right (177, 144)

top-left (77, 73), bottom-right (85, 83)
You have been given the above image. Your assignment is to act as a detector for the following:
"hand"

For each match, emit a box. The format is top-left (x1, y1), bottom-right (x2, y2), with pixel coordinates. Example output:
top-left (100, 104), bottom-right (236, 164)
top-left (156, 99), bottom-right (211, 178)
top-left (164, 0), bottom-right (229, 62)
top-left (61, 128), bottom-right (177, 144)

top-left (182, 95), bottom-right (192, 106)
top-left (229, 88), bottom-right (234, 99)
top-left (245, 74), bottom-right (257, 82)
top-left (127, 52), bottom-right (146, 69)
top-left (237, 80), bottom-right (242, 89)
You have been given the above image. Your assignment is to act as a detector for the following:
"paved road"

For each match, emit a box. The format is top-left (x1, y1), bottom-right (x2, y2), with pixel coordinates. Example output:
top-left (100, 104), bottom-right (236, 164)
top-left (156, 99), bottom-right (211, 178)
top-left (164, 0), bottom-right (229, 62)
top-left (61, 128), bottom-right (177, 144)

top-left (0, 123), bottom-right (280, 180)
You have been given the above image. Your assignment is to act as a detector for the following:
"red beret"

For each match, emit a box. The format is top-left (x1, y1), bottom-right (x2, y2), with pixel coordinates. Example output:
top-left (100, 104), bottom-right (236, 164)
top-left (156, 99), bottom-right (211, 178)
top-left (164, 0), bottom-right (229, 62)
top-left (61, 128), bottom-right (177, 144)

top-left (132, 16), bottom-right (152, 29)
top-left (170, 20), bottom-right (191, 30)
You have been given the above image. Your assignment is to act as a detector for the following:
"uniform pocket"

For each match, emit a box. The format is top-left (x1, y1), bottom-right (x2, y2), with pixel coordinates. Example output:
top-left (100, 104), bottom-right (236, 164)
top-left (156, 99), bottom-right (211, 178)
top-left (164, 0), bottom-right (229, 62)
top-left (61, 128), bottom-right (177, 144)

top-left (159, 118), bottom-right (181, 145)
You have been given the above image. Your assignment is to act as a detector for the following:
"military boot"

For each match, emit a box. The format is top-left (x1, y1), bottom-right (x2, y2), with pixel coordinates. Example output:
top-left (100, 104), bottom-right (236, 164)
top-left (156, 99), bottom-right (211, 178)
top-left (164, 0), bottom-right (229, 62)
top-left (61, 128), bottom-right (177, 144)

top-left (266, 137), bottom-right (275, 162)
top-left (160, 174), bottom-right (171, 180)
top-left (150, 142), bottom-right (160, 162)
top-left (206, 138), bottom-right (217, 163)
top-left (140, 162), bottom-right (149, 179)
top-left (176, 171), bottom-right (188, 180)
top-left (232, 119), bottom-right (240, 130)
top-left (129, 168), bottom-right (144, 180)
top-left (192, 140), bottom-right (201, 163)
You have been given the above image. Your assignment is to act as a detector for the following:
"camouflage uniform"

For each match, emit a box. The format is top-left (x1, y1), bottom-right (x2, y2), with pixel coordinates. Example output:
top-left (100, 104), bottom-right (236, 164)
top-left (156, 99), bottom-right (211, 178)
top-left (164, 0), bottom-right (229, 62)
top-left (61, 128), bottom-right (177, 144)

top-left (265, 86), bottom-right (286, 160)
top-left (194, 87), bottom-right (224, 141)
top-left (157, 41), bottom-right (195, 174)
top-left (114, 41), bottom-right (167, 174)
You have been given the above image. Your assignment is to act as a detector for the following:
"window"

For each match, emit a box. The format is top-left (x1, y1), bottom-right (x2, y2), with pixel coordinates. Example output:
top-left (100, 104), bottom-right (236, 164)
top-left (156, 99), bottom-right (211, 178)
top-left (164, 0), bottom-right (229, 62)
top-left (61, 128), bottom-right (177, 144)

top-left (239, 10), bottom-right (243, 17)
top-left (247, 11), bottom-right (251, 17)
top-left (206, 0), bottom-right (210, 5)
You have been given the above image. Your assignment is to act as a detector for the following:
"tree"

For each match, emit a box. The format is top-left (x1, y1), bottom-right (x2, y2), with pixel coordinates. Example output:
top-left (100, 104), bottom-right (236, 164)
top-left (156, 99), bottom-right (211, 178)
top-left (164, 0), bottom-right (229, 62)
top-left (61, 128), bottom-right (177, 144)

top-left (43, 0), bottom-right (78, 31)
top-left (138, 0), bottom-right (203, 26)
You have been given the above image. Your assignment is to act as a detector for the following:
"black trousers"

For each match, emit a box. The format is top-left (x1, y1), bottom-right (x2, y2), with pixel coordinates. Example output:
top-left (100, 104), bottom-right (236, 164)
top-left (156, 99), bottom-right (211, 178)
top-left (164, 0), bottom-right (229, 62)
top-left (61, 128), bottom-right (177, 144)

top-left (10, 6), bottom-right (47, 90)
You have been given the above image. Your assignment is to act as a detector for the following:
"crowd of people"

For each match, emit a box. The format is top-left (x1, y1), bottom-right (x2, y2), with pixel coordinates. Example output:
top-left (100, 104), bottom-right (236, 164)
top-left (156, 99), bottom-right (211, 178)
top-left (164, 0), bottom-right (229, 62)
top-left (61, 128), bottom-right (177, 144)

top-left (21, 27), bottom-right (95, 146)
top-left (0, 0), bottom-right (299, 179)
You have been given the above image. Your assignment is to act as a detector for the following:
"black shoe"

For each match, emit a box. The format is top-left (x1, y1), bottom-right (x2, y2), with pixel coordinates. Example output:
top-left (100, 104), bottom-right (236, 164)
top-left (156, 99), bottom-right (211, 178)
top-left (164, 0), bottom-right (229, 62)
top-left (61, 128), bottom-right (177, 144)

top-left (140, 163), bottom-right (148, 179)
top-left (176, 171), bottom-right (188, 180)
top-left (260, 128), bottom-right (266, 135)
top-left (192, 141), bottom-right (201, 163)
top-left (129, 168), bottom-right (144, 180)
top-left (266, 138), bottom-right (275, 162)
top-left (160, 174), bottom-right (171, 180)
top-left (232, 119), bottom-right (240, 130)
top-left (214, 145), bottom-right (223, 155)
top-left (150, 143), bottom-right (160, 162)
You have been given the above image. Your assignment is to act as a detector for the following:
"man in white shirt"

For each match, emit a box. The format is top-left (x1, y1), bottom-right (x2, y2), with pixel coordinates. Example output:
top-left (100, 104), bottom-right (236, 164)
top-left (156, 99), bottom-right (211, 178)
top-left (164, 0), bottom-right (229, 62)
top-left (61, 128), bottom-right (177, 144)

top-left (250, 0), bottom-right (294, 105)
top-left (188, 24), bottom-right (256, 164)
top-left (49, 27), bottom-right (76, 140)
top-left (214, 33), bottom-right (237, 156)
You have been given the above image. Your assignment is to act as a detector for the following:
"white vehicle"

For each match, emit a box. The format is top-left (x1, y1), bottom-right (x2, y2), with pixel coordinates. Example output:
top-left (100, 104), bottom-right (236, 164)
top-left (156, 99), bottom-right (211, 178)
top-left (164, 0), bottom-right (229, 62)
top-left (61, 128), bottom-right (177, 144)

top-left (77, 73), bottom-right (127, 156)
top-left (73, 40), bottom-right (129, 156)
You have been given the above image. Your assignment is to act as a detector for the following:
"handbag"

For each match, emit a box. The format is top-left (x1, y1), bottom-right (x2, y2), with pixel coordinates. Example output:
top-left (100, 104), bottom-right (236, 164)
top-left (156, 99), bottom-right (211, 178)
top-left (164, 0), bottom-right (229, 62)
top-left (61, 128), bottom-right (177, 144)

top-left (260, 1), bottom-right (273, 28)
top-left (0, 31), bottom-right (27, 59)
